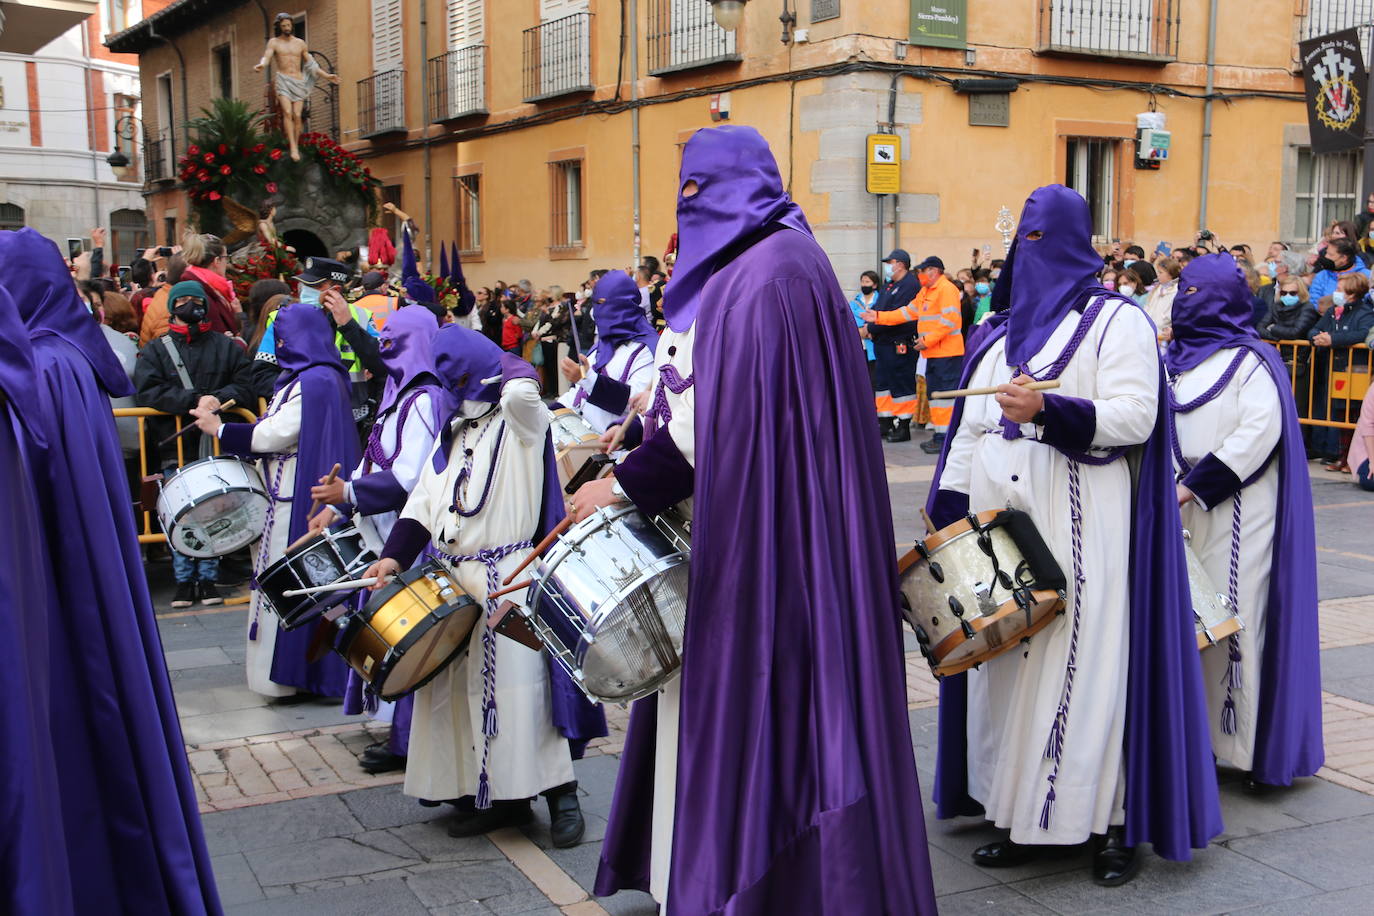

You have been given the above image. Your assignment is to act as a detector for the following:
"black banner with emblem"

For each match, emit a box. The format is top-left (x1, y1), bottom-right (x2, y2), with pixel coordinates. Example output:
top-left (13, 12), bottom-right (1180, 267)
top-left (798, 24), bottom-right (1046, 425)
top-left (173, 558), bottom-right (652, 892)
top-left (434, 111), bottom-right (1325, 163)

top-left (1300, 28), bottom-right (1367, 154)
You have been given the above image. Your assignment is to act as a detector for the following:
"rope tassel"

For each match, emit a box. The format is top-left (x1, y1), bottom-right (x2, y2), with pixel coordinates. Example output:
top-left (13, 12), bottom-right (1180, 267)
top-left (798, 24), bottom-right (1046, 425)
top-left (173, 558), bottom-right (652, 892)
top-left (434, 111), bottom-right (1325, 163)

top-left (1039, 777), bottom-right (1057, 830)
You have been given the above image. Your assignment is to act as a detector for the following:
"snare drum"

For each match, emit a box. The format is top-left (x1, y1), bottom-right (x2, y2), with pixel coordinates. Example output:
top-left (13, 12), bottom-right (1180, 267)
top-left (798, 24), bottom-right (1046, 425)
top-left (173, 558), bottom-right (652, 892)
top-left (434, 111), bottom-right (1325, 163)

top-left (548, 407), bottom-right (603, 488)
top-left (259, 524), bottom-right (377, 630)
top-left (157, 456), bottom-right (269, 558)
top-left (527, 505), bottom-right (691, 704)
top-left (338, 560), bottom-right (481, 701)
top-left (1184, 530), bottom-right (1245, 650)
top-left (898, 510), bottom-right (1067, 678)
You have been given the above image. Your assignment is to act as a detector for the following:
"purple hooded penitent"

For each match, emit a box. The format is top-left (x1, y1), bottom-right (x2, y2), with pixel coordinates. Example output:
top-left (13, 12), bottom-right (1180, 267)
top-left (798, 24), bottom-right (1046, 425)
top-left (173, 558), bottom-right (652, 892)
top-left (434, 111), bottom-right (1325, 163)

top-left (399, 227), bottom-right (437, 305)
top-left (589, 271), bottom-right (657, 371)
top-left (595, 126), bottom-right (937, 913)
top-left (925, 185), bottom-right (1223, 860)
top-left (377, 305), bottom-right (449, 417)
top-left (1167, 253), bottom-right (1323, 785)
top-left (661, 125), bottom-right (811, 333)
top-left (449, 241), bottom-right (475, 316)
top-left (424, 326), bottom-right (607, 752)
top-left (222, 303), bottom-right (357, 697)
top-left (0, 235), bottom-right (222, 913)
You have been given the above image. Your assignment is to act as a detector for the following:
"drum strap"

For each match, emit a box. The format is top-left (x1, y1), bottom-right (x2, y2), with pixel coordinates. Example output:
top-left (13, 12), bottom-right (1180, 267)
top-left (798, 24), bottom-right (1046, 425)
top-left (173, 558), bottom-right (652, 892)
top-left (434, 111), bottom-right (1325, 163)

top-left (1220, 493), bottom-right (1243, 736)
top-left (435, 539), bottom-right (533, 810)
top-left (162, 335), bottom-right (212, 460)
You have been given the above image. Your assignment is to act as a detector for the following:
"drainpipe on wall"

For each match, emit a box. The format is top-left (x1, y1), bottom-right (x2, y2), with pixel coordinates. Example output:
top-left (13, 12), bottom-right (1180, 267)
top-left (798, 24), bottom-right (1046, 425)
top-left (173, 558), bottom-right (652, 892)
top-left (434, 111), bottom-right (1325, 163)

top-left (1198, 0), bottom-right (1218, 231)
top-left (888, 72), bottom-right (900, 253)
top-left (81, 24), bottom-right (102, 230)
top-left (420, 0), bottom-right (433, 254)
top-left (630, 0), bottom-right (642, 266)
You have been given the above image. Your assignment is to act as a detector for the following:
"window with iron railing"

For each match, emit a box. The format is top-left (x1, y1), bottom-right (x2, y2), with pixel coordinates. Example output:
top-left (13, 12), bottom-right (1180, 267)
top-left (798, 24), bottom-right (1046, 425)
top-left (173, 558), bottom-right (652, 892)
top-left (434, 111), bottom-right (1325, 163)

top-left (1294, 147), bottom-right (1363, 243)
top-left (358, 69), bottom-right (407, 138)
top-left (524, 12), bottom-right (593, 102)
top-left (428, 46), bottom-right (487, 122)
top-left (1037, 0), bottom-right (1179, 61)
top-left (647, 0), bottom-right (740, 75)
top-left (0, 203), bottom-right (25, 231)
top-left (1305, 0), bottom-right (1374, 62)
top-left (550, 160), bottom-right (584, 250)
top-left (145, 136), bottom-right (174, 183)
top-left (457, 174), bottom-right (482, 254)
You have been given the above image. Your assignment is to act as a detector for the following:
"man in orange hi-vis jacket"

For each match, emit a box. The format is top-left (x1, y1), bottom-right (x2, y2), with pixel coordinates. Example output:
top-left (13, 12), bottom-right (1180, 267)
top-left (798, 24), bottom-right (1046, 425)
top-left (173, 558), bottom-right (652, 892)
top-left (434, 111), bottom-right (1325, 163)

top-left (863, 255), bottom-right (965, 453)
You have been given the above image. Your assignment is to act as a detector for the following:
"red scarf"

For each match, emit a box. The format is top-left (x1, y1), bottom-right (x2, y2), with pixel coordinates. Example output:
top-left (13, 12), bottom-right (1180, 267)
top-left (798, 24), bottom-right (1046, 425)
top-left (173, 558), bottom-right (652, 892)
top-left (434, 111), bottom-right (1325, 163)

top-left (182, 265), bottom-right (240, 336)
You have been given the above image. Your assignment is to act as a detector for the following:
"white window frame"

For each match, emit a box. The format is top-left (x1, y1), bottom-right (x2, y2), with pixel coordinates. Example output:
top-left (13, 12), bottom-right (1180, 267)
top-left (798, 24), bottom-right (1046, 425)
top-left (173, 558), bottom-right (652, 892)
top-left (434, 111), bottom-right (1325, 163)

top-left (1065, 137), bottom-right (1118, 243)
top-left (1293, 147), bottom-right (1363, 244)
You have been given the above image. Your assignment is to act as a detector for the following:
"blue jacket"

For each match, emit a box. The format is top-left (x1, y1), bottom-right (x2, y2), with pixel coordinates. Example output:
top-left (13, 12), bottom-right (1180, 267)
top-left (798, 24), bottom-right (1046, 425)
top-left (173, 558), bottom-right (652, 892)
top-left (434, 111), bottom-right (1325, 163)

top-left (1309, 264), bottom-right (1372, 304)
top-left (849, 290), bottom-right (877, 360)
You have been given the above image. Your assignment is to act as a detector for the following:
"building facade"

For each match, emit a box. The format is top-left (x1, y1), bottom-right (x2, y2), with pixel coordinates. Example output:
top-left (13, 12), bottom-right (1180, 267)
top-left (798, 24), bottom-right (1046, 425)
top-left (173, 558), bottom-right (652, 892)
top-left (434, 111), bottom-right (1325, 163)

top-left (0, 2), bottom-right (169, 264)
top-left (113, 2), bottom-right (1372, 291)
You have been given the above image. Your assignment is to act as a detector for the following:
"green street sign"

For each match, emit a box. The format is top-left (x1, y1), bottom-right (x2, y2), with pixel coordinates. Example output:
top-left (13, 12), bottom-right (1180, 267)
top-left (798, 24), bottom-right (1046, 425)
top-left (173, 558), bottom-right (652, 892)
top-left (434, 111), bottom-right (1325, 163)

top-left (910, 1), bottom-right (966, 49)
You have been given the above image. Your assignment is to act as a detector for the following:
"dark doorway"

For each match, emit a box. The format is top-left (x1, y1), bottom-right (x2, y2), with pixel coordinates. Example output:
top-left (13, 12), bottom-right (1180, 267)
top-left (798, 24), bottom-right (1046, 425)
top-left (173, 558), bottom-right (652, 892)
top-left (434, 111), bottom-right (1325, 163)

top-left (283, 230), bottom-right (328, 260)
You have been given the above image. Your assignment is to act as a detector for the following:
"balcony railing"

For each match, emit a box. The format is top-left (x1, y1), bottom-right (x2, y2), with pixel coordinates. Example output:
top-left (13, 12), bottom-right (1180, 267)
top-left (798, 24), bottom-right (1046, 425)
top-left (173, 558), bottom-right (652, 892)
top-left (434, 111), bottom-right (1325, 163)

top-left (647, 0), bottom-right (740, 75)
top-left (357, 69), bottom-right (407, 139)
top-left (523, 12), bottom-right (593, 103)
top-left (144, 136), bottom-right (174, 183)
top-left (1304, 0), bottom-right (1374, 63)
top-left (1036, 0), bottom-right (1179, 62)
top-left (428, 45), bottom-right (488, 122)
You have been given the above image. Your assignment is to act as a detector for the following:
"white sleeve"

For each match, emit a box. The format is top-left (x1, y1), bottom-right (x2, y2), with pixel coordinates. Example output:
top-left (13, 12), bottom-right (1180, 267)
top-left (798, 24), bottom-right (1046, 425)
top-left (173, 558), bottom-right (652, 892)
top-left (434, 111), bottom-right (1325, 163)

top-left (251, 388), bottom-right (302, 453)
top-left (399, 426), bottom-right (450, 533)
top-left (1213, 356), bottom-right (1284, 481)
top-left (391, 393), bottom-right (441, 493)
top-left (940, 391), bottom-right (979, 497)
top-left (501, 378), bottom-right (550, 445)
top-left (626, 347), bottom-right (658, 399)
top-left (1088, 304), bottom-right (1162, 448)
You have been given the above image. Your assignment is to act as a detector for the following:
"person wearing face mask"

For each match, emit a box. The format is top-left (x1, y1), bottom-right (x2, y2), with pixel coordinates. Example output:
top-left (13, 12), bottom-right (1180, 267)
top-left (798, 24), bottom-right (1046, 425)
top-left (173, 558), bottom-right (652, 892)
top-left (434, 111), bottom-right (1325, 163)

top-left (971, 269), bottom-right (994, 324)
top-left (1307, 273), bottom-right (1374, 468)
top-left (849, 270), bottom-right (880, 385)
top-left (358, 325), bottom-right (604, 848)
top-left (1258, 277), bottom-right (1317, 342)
top-left (1166, 253), bottom-right (1322, 796)
top-left (1116, 267), bottom-right (1147, 306)
top-left (1143, 257), bottom-right (1181, 335)
top-left (1308, 238), bottom-right (1371, 304)
top-left (191, 303), bottom-right (356, 699)
top-left (135, 280), bottom-right (255, 607)
top-left (866, 249), bottom-right (923, 441)
top-left (925, 185), bottom-right (1220, 886)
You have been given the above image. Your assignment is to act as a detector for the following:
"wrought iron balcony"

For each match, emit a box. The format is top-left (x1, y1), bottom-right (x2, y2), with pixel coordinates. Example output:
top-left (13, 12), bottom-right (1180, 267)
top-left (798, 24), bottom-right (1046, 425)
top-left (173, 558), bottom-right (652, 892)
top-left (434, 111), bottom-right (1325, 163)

top-left (523, 12), bottom-right (593, 103)
top-left (1036, 0), bottom-right (1179, 63)
top-left (357, 69), bottom-right (407, 139)
top-left (144, 136), bottom-right (174, 183)
top-left (1304, 0), bottom-right (1374, 63)
top-left (428, 45), bottom-right (488, 123)
top-left (647, 0), bottom-right (740, 75)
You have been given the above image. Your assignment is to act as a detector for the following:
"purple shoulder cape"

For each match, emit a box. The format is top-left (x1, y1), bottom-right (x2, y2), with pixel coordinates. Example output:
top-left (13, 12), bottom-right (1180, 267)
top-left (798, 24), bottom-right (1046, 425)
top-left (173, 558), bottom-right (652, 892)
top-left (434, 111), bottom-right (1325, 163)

top-left (925, 311), bottom-right (1223, 861)
top-left (600, 228), bottom-right (937, 913)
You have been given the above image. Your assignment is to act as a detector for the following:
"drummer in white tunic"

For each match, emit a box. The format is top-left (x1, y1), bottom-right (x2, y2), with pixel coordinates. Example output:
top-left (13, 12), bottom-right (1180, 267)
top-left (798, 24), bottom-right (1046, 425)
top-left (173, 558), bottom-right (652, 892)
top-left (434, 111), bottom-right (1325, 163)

top-left (928, 185), bottom-right (1221, 885)
top-left (556, 270), bottom-right (658, 435)
top-left (1166, 253), bottom-right (1323, 792)
top-left (362, 325), bottom-right (586, 844)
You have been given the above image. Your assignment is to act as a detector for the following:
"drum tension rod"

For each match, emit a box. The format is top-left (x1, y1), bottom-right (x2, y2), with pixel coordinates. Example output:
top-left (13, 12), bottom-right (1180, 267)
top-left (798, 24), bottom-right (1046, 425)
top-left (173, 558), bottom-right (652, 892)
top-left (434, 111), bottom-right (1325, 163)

top-left (928, 560), bottom-right (944, 584)
top-left (948, 595), bottom-right (976, 640)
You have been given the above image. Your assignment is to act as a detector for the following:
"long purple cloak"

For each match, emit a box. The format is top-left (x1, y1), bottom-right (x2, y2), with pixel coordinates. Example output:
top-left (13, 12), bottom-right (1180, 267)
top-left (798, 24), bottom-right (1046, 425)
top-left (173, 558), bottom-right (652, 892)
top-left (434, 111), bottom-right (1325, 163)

top-left (598, 126), bottom-right (937, 914)
top-left (1167, 254), bottom-right (1323, 784)
top-left (924, 304), bottom-right (1223, 861)
top-left (2, 240), bottom-right (222, 911)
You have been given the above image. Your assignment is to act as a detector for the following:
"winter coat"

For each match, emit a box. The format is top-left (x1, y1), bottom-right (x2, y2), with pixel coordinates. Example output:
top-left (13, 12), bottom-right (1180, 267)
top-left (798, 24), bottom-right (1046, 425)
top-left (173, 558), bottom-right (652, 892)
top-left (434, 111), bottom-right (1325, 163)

top-left (135, 328), bottom-right (255, 467)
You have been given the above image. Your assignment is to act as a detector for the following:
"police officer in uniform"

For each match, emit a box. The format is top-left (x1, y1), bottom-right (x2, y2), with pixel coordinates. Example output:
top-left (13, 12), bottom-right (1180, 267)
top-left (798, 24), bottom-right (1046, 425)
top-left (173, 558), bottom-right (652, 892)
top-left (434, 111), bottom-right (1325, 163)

top-left (867, 249), bottom-right (923, 442)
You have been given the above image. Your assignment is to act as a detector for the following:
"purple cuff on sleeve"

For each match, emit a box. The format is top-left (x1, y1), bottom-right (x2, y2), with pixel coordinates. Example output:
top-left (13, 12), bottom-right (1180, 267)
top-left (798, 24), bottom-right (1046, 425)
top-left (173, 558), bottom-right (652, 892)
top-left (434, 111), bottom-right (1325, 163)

top-left (927, 489), bottom-right (971, 531)
top-left (587, 374), bottom-right (632, 416)
top-left (617, 415), bottom-right (644, 451)
top-left (1182, 452), bottom-right (1244, 510)
top-left (615, 430), bottom-right (694, 517)
top-left (382, 517), bottom-right (432, 568)
top-left (1037, 393), bottom-right (1097, 453)
top-left (352, 469), bottom-right (408, 516)
top-left (218, 422), bottom-right (258, 458)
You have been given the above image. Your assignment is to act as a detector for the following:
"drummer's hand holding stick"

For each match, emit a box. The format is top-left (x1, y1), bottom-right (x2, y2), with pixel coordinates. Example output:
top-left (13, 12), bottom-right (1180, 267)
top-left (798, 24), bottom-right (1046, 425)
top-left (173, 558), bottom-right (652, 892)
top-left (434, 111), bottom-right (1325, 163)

top-left (361, 558), bottom-right (402, 592)
top-left (994, 374), bottom-right (1047, 425)
top-left (187, 398), bottom-right (238, 438)
top-left (306, 506), bottom-right (339, 538)
top-left (310, 473), bottom-right (348, 507)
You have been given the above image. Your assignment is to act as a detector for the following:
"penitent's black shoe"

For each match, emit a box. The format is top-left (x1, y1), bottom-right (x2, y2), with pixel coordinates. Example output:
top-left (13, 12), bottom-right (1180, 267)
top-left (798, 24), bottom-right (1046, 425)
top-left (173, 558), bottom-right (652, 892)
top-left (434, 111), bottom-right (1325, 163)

top-left (358, 745), bottom-right (406, 774)
top-left (1091, 826), bottom-right (1141, 886)
top-left (447, 799), bottom-right (533, 837)
top-left (1242, 774), bottom-right (1277, 795)
top-left (547, 790), bottom-right (586, 848)
top-left (971, 839), bottom-right (1038, 868)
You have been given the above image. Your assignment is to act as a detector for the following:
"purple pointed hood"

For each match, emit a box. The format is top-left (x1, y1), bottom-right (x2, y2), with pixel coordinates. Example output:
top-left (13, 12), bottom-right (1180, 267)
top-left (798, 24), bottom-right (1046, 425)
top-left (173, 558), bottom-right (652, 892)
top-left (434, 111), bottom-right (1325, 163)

top-left (1166, 253), bottom-right (1258, 374)
top-left (273, 302), bottom-right (346, 391)
top-left (591, 271), bottom-right (658, 370)
top-left (450, 241), bottom-right (475, 316)
top-left (664, 125), bottom-right (812, 332)
top-left (438, 244), bottom-right (451, 282)
top-left (998, 185), bottom-right (1110, 368)
top-left (377, 304), bottom-right (449, 416)
top-left (432, 324), bottom-right (537, 405)
top-left (0, 283), bottom-right (45, 444)
top-left (0, 228), bottom-right (132, 397)
top-left (400, 228), bottom-right (436, 305)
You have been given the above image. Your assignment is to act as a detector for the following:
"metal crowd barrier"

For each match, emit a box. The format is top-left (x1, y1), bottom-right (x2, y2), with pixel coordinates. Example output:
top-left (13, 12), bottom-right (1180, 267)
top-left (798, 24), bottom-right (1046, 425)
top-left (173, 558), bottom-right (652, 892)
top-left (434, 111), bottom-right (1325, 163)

top-left (1270, 340), bottom-right (1371, 430)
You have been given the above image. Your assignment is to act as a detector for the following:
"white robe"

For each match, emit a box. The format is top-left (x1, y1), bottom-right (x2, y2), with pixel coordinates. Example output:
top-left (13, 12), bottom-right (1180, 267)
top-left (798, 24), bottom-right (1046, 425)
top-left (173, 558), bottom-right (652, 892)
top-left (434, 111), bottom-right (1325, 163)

top-left (1173, 348), bottom-right (1283, 771)
top-left (398, 377), bottom-right (574, 802)
top-left (241, 383), bottom-right (306, 698)
top-left (940, 299), bottom-right (1159, 845)
top-left (565, 342), bottom-right (657, 434)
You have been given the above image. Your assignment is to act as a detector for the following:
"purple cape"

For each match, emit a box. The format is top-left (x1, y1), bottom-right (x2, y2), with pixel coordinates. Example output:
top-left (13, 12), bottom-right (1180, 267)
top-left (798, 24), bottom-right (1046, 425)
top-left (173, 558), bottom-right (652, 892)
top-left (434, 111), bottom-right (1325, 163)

top-left (16, 267), bottom-right (221, 909)
top-left (429, 326), bottom-right (607, 750)
top-left (1167, 254), bottom-right (1324, 784)
top-left (597, 169), bottom-right (936, 910)
top-left (589, 271), bottom-right (658, 371)
top-left (924, 308), bottom-right (1224, 861)
top-left (662, 126), bottom-right (811, 333)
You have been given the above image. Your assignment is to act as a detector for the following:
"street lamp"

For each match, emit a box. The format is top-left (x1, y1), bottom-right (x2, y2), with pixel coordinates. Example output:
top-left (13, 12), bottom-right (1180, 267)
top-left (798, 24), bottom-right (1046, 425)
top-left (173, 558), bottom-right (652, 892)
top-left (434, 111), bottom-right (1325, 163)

top-left (106, 113), bottom-right (143, 181)
top-left (708, 0), bottom-right (747, 32)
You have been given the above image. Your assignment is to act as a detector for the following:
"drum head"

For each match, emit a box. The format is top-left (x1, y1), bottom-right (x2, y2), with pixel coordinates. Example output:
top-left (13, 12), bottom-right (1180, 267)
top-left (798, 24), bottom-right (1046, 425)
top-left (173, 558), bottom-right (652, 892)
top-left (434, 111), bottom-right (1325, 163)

top-left (375, 601), bottom-right (480, 701)
top-left (170, 489), bottom-right (269, 558)
top-left (579, 562), bottom-right (689, 703)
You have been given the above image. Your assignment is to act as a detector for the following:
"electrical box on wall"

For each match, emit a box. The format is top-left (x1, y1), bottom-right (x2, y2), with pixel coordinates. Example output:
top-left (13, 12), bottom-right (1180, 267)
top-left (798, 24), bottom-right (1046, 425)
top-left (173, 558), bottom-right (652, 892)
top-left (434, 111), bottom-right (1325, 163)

top-left (710, 93), bottom-right (731, 121)
top-left (1136, 128), bottom-right (1170, 169)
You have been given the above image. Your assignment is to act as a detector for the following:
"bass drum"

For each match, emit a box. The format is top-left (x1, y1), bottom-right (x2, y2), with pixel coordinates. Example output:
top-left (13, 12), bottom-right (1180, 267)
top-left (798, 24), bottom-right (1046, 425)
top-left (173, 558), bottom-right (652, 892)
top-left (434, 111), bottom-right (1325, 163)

top-left (157, 456), bottom-right (269, 558)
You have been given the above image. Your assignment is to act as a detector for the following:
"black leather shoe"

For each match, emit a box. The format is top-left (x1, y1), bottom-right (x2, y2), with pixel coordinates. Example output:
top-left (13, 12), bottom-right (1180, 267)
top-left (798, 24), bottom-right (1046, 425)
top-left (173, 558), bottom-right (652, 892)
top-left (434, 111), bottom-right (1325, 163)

top-left (920, 433), bottom-right (946, 454)
top-left (971, 839), bottom-right (1037, 868)
top-left (878, 417), bottom-right (895, 438)
top-left (1092, 826), bottom-right (1140, 886)
top-left (358, 746), bottom-right (406, 774)
top-left (447, 800), bottom-right (532, 837)
top-left (1242, 774), bottom-right (1277, 795)
top-left (885, 419), bottom-right (912, 443)
top-left (547, 791), bottom-right (586, 848)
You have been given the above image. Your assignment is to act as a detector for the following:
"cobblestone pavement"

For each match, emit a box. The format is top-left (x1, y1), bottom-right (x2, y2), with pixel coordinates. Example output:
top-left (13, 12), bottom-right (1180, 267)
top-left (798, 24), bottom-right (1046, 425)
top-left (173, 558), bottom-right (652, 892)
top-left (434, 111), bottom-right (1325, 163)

top-left (151, 434), bottom-right (1374, 914)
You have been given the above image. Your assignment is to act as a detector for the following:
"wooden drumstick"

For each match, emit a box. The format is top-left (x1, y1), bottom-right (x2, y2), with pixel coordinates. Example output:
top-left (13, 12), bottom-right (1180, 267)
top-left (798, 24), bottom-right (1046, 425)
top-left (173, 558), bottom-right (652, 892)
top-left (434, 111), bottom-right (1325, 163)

top-left (606, 403), bottom-right (644, 454)
top-left (282, 576), bottom-right (385, 597)
top-left (479, 374), bottom-right (502, 386)
top-left (306, 463), bottom-right (343, 522)
top-left (931, 380), bottom-right (1061, 399)
top-left (159, 399), bottom-right (237, 447)
top-left (488, 577), bottom-right (534, 600)
top-left (920, 509), bottom-right (938, 535)
top-left (500, 515), bottom-right (574, 585)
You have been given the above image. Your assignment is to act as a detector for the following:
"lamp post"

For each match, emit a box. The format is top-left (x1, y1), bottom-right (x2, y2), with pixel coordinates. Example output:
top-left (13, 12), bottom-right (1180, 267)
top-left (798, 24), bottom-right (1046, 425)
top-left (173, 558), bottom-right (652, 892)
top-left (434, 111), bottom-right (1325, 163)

top-left (105, 113), bottom-right (144, 181)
